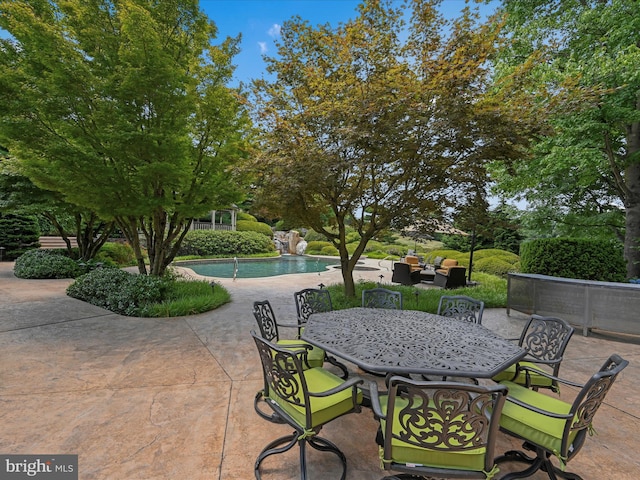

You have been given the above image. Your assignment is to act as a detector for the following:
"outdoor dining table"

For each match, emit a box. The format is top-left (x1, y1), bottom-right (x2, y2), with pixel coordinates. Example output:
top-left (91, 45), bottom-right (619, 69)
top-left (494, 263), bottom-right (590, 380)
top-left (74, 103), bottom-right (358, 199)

top-left (301, 307), bottom-right (526, 378)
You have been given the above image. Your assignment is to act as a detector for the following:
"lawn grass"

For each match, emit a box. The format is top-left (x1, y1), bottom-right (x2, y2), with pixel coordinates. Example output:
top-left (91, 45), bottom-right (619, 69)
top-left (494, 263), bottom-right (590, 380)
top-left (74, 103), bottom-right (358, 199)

top-left (143, 279), bottom-right (231, 317)
top-left (327, 271), bottom-right (507, 313)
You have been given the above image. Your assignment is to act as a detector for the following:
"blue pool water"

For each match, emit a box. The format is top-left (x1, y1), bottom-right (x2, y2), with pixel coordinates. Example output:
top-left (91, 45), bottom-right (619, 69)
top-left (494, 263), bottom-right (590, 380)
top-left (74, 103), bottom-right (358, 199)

top-left (182, 256), bottom-right (340, 278)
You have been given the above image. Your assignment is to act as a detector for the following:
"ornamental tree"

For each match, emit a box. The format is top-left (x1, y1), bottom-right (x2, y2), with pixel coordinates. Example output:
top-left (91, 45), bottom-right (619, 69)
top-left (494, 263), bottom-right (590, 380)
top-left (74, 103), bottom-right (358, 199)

top-left (250, 0), bottom-right (541, 296)
top-left (0, 0), bottom-right (251, 275)
top-left (489, 0), bottom-right (640, 278)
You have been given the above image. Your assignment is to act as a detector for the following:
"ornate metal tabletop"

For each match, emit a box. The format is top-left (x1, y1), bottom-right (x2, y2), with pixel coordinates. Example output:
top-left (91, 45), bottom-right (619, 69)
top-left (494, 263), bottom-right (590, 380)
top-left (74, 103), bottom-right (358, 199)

top-left (302, 307), bottom-right (525, 377)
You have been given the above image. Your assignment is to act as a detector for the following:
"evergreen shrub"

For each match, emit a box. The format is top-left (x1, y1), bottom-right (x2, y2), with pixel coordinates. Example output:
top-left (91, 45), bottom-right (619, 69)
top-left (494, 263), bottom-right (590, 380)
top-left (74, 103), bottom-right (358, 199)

top-left (236, 219), bottom-right (273, 237)
top-left (0, 213), bottom-right (40, 260)
top-left (14, 249), bottom-right (81, 279)
top-left (96, 242), bottom-right (136, 266)
top-left (178, 230), bottom-right (275, 257)
top-left (520, 238), bottom-right (625, 282)
top-left (67, 268), bottom-right (166, 316)
top-left (306, 241), bottom-right (332, 253)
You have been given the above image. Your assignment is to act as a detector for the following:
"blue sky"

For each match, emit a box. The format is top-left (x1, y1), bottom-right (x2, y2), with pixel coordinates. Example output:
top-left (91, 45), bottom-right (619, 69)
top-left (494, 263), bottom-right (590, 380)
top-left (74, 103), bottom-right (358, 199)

top-left (201, 0), bottom-right (500, 86)
top-left (0, 1), bottom-right (499, 86)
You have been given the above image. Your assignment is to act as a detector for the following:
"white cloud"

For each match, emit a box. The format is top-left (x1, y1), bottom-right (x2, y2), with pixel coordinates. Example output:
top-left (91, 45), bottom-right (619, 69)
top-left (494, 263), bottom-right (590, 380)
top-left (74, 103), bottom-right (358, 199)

top-left (258, 41), bottom-right (268, 54)
top-left (268, 23), bottom-right (281, 37)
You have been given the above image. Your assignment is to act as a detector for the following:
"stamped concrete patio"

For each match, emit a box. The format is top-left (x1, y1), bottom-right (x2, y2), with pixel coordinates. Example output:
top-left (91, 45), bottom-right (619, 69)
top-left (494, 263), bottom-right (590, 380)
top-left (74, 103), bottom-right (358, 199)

top-left (1, 259), bottom-right (639, 479)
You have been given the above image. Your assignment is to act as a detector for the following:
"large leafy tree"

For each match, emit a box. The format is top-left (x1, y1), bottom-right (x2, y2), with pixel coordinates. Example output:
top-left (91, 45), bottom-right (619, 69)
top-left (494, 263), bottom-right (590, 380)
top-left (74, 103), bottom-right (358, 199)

top-left (251, 0), bottom-right (540, 296)
top-left (0, 159), bottom-right (114, 260)
top-left (0, 0), bottom-right (251, 275)
top-left (489, 0), bottom-right (640, 277)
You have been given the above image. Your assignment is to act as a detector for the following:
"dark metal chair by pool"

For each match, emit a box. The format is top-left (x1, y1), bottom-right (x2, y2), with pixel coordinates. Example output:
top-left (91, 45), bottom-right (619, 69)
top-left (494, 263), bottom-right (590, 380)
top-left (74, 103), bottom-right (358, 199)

top-left (492, 315), bottom-right (574, 393)
top-left (434, 265), bottom-right (467, 289)
top-left (496, 354), bottom-right (628, 480)
top-left (294, 288), bottom-right (349, 379)
top-left (370, 376), bottom-right (508, 480)
top-left (362, 288), bottom-right (403, 310)
top-left (252, 300), bottom-right (325, 369)
top-left (251, 331), bottom-right (363, 480)
top-left (437, 295), bottom-right (484, 324)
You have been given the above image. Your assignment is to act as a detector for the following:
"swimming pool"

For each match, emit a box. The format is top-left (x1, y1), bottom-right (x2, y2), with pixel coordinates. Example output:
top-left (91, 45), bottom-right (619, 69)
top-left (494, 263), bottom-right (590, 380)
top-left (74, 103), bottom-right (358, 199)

top-left (179, 256), bottom-right (341, 279)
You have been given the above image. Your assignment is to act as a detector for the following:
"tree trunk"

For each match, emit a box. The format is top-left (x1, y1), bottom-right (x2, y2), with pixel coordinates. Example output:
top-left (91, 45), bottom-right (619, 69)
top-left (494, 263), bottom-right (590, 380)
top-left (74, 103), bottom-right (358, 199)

top-left (624, 195), bottom-right (640, 279)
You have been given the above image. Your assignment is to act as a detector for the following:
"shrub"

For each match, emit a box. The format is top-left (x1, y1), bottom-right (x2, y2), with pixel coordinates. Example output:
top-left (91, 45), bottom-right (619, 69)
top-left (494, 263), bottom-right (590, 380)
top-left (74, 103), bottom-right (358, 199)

top-left (303, 230), bottom-right (327, 242)
top-left (473, 257), bottom-right (516, 277)
top-left (178, 230), bottom-right (275, 256)
top-left (14, 249), bottom-right (81, 279)
top-left (67, 268), bottom-right (166, 316)
top-left (96, 242), bottom-right (136, 266)
top-left (237, 212), bottom-right (257, 222)
top-left (520, 238), bottom-right (626, 282)
top-left (0, 213), bottom-right (40, 260)
top-left (320, 245), bottom-right (339, 256)
top-left (306, 241), bottom-right (332, 253)
top-left (236, 219), bottom-right (273, 237)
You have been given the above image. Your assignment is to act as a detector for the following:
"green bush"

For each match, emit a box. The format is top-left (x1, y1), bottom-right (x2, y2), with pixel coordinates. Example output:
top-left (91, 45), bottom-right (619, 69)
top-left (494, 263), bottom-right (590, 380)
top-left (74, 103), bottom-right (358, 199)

top-left (306, 240), bottom-right (332, 253)
top-left (67, 268), bottom-right (167, 316)
top-left (236, 219), bottom-right (273, 237)
top-left (320, 245), bottom-right (339, 256)
top-left (0, 213), bottom-right (40, 260)
top-left (14, 249), bottom-right (81, 279)
top-left (237, 212), bottom-right (257, 222)
top-left (345, 231), bottom-right (361, 243)
top-left (520, 238), bottom-right (626, 282)
top-left (178, 230), bottom-right (275, 256)
top-left (364, 240), bottom-right (384, 253)
top-left (473, 257), bottom-right (516, 277)
top-left (96, 242), bottom-right (136, 266)
top-left (303, 230), bottom-right (327, 242)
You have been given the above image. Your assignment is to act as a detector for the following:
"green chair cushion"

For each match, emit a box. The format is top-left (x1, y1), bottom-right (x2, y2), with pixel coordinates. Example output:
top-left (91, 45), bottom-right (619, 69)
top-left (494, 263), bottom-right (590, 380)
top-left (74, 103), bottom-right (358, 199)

top-left (499, 380), bottom-right (578, 454)
top-left (276, 339), bottom-right (325, 368)
top-left (269, 367), bottom-right (362, 429)
top-left (492, 362), bottom-right (554, 388)
top-left (378, 395), bottom-right (488, 472)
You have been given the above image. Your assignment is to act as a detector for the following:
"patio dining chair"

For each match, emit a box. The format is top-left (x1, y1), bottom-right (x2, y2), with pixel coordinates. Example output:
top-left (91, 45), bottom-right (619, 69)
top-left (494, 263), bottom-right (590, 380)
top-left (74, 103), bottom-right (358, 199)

top-left (251, 331), bottom-right (363, 480)
top-left (362, 288), bottom-right (403, 310)
top-left (294, 288), bottom-right (349, 379)
top-left (370, 376), bottom-right (508, 479)
top-left (437, 295), bottom-right (484, 324)
top-left (252, 300), bottom-right (325, 369)
top-left (496, 353), bottom-right (628, 480)
top-left (294, 288), bottom-right (333, 330)
top-left (492, 315), bottom-right (574, 393)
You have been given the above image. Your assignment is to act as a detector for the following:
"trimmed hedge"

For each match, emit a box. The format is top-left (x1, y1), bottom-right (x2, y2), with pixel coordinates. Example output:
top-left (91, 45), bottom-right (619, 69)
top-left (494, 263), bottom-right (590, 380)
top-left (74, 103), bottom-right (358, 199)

top-left (178, 230), bottom-right (275, 256)
top-left (14, 249), bottom-right (81, 279)
top-left (236, 219), bottom-right (273, 237)
top-left (96, 242), bottom-right (136, 266)
top-left (519, 238), bottom-right (625, 282)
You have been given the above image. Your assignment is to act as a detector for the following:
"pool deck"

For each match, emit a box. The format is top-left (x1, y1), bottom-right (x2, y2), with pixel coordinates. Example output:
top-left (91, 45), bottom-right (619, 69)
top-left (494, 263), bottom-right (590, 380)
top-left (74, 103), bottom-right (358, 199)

top-left (1, 258), bottom-right (639, 479)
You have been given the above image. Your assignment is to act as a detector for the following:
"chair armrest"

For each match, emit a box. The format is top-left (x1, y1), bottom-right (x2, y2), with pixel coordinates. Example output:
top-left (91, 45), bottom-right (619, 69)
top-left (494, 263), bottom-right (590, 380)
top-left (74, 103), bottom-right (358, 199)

top-left (517, 365), bottom-right (583, 388)
top-left (521, 356), bottom-right (564, 367)
top-left (307, 376), bottom-right (364, 398)
top-left (504, 392), bottom-right (575, 420)
top-left (368, 381), bottom-right (386, 420)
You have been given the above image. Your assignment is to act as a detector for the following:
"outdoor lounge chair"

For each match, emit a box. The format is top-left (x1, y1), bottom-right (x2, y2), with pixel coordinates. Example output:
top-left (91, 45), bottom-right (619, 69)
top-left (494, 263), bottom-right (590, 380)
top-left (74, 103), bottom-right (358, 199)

top-left (391, 262), bottom-right (421, 285)
top-left (492, 315), bottom-right (574, 392)
top-left (496, 354), bottom-right (628, 480)
top-left (251, 331), bottom-right (363, 480)
top-left (370, 376), bottom-right (507, 479)
top-left (433, 265), bottom-right (467, 289)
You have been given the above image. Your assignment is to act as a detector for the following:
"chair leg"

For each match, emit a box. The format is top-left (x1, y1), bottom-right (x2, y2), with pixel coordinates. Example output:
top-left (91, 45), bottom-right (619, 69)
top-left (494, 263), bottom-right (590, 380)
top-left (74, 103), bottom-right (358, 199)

top-left (496, 444), bottom-right (584, 480)
top-left (255, 432), bottom-right (299, 479)
top-left (255, 432), bottom-right (348, 480)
